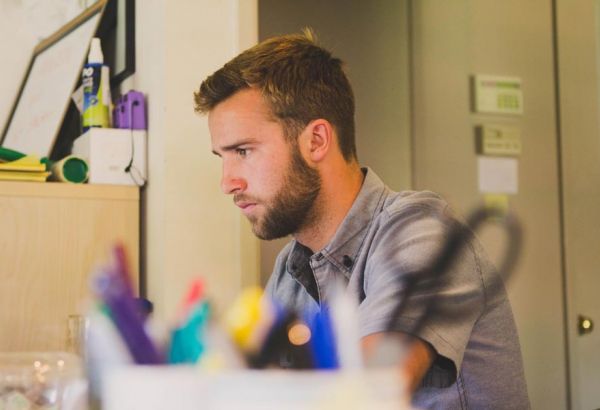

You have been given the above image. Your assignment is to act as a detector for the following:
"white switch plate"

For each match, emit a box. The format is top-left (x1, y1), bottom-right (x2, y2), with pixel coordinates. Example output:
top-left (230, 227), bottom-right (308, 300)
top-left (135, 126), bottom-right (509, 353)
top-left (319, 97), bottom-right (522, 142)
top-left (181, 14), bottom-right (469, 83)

top-left (476, 125), bottom-right (522, 156)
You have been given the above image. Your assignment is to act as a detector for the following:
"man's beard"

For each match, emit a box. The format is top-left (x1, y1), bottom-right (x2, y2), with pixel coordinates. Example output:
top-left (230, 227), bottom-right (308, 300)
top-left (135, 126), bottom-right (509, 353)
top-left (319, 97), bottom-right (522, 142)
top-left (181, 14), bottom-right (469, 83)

top-left (237, 144), bottom-right (321, 240)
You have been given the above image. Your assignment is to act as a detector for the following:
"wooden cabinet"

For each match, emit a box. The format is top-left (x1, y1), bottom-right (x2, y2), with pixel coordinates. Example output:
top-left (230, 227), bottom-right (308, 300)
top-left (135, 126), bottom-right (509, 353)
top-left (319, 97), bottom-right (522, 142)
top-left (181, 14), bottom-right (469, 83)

top-left (0, 181), bottom-right (139, 351)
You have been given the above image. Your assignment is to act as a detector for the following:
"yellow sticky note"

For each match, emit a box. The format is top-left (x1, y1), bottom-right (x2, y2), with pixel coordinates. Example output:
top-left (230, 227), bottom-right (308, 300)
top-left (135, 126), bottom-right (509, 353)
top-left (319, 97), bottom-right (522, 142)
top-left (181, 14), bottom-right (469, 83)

top-left (483, 194), bottom-right (509, 214)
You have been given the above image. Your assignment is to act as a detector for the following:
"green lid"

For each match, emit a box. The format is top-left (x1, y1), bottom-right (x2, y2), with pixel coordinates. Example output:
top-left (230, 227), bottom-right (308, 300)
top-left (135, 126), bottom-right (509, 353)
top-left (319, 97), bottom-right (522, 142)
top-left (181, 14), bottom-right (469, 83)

top-left (62, 157), bottom-right (89, 183)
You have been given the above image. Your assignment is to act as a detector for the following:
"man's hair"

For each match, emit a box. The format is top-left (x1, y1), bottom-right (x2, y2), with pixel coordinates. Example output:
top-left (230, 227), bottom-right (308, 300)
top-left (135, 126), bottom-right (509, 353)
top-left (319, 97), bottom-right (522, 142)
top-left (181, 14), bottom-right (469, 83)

top-left (194, 29), bottom-right (357, 162)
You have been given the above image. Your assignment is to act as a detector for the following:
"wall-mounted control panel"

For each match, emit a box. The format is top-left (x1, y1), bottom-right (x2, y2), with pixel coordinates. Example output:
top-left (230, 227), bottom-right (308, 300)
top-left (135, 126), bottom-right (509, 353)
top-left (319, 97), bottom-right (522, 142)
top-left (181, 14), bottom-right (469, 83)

top-left (472, 74), bottom-right (523, 115)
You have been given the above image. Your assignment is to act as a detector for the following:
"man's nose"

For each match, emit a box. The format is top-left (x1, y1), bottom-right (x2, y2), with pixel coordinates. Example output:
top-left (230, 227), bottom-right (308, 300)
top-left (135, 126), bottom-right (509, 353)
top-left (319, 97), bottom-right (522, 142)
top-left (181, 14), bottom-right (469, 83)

top-left (221, 169), bottom-right (247, 195)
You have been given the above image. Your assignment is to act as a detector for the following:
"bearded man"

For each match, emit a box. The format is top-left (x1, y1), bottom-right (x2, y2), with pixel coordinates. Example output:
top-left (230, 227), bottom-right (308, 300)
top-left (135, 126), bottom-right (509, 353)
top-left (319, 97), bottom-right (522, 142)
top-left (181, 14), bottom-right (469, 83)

top-left (194, 31), bottom-right (530, 409)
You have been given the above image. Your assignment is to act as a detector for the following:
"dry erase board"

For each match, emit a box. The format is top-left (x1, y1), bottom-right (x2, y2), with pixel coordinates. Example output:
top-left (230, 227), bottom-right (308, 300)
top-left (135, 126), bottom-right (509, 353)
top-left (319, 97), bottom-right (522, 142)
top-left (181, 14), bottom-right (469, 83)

top-left (0, 1), bottom-right (105, 157)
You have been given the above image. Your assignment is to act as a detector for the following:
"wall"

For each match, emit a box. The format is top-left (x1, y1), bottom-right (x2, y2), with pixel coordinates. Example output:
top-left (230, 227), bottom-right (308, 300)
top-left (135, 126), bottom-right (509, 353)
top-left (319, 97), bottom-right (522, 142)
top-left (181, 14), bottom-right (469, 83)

top-left (411, 1), bottom-right (566, 408)
top-left (258, 0), bottom-right (412, 283)
top-left (133, 0), bottom-right (260, 322)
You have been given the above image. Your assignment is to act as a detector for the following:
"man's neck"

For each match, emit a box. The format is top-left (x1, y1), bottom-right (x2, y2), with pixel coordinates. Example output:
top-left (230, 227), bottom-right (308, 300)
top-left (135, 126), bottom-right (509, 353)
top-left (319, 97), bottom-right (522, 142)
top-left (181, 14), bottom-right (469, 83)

top-left (294, 163), bottom-right (364, 252)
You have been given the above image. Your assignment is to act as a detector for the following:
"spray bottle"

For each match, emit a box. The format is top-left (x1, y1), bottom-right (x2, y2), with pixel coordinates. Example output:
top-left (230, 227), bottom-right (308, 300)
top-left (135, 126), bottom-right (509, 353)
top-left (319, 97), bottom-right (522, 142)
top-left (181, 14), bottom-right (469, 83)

top-left (82, 38), bottom-right (111, 131)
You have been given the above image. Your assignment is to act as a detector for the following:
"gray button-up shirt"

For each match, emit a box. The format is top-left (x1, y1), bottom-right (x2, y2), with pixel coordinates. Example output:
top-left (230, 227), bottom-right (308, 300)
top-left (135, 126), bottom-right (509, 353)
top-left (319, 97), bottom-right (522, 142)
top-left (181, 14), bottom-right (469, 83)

top-left (266, 168), bottom-right (530, 409)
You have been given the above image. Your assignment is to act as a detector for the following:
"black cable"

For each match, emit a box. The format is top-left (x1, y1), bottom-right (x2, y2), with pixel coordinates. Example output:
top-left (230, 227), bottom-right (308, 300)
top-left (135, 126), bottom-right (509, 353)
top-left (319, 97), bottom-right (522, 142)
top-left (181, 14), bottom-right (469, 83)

top-left (123, 98), bottom-right (145, 186)
top-left (386, 206), bottom-right (523, 337)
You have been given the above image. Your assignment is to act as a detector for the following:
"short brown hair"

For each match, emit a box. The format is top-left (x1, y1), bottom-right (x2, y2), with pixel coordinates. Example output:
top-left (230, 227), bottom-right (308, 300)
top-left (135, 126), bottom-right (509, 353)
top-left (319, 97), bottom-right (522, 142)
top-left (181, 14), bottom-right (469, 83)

top-left (194, 30), bottom-right (357, 162)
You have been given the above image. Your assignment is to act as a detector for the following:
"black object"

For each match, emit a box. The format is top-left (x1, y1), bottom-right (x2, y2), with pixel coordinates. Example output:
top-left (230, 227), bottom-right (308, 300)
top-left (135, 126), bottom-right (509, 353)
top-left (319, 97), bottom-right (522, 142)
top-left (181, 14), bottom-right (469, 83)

top-left (96, 0), bottom-right (136, 89)
top-left (387, 206), bottom-right (523, 337)
top-left (248, 312), bottom-right (314, 370)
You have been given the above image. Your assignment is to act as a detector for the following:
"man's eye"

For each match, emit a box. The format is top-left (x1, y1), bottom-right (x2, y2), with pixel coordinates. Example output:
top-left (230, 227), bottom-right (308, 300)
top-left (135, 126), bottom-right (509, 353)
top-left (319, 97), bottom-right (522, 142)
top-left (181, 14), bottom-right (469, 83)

top-left (236, 148), bottom-right (248, 157)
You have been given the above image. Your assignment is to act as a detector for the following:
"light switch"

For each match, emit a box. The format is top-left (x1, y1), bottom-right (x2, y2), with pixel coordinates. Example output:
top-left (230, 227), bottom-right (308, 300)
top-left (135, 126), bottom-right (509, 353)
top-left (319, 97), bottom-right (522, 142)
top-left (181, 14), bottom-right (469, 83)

top-left (475, 125), bottom-right (522, 156)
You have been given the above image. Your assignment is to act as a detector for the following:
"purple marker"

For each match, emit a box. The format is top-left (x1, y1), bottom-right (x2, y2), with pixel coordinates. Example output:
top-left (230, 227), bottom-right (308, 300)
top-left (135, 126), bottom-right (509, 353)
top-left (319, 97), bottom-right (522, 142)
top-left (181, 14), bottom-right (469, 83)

top-left (93, 245), bottom-right (163, 365)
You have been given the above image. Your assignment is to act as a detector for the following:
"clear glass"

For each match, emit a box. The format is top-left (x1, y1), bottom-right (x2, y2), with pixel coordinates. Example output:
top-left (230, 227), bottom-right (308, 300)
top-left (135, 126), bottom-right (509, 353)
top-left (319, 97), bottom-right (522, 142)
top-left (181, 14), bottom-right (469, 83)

top-left (0, 352), bottom-right (87, 409)
top-left (66, 315), bottom-right (89, 358)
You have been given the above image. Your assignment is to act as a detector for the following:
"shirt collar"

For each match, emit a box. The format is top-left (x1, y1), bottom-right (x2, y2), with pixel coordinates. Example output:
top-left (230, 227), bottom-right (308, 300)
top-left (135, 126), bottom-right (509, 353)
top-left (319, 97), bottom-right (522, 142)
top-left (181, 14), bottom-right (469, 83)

top-left (286, 167), bottom-right (388, 279)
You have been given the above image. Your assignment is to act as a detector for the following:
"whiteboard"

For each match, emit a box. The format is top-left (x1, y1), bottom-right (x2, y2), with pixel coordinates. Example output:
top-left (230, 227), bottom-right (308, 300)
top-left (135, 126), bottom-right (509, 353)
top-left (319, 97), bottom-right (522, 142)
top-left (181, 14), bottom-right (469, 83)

top-left (1, 2), bottom-right (104, 157)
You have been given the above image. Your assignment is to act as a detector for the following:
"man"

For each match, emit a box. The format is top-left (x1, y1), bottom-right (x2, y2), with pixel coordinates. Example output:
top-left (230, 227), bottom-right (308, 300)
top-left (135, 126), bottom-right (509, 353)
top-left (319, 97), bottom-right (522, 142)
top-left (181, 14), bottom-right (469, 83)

top-left (195, 31), bottom-right (529, 409)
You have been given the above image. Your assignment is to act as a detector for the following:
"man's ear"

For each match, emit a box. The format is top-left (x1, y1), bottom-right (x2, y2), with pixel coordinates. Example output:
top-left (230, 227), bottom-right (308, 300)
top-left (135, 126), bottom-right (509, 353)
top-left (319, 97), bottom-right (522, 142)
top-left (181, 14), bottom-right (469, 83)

top-left (301, 119), bottom-right (334, 163)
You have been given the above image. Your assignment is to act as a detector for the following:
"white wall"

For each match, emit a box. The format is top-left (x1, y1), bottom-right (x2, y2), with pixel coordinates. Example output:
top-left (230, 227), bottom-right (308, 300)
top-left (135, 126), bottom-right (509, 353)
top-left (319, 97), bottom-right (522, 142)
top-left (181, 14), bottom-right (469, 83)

top-left (133, 0), bottom-right (260, 322)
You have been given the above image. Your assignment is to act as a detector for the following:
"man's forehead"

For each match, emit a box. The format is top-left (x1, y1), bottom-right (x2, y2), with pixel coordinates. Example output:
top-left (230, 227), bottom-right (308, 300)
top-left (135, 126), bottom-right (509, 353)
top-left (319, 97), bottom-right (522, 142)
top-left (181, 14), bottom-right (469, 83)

top-left (208, 92), bottom-right (285, 151)
top-left (213, 88), bottom-right (269, 115)
top-left (210, 90), bottom-right (282, 131)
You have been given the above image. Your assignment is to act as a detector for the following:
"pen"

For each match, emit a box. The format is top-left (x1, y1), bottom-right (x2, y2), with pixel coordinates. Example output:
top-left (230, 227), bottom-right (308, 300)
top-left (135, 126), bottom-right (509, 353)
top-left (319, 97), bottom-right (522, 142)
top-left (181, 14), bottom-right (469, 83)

top-left (307, 306), bottom-right (338, 370)
top-left (168, 301), bottom-right (210, 364)
top-left (93, 245), bottom-right (163, 365)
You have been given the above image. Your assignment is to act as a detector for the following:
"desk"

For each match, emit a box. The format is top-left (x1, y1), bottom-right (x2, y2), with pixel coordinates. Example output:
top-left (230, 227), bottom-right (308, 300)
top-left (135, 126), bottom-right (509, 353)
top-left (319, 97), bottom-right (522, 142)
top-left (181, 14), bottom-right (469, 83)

top-left (0, 181), bottom-right (139, 351)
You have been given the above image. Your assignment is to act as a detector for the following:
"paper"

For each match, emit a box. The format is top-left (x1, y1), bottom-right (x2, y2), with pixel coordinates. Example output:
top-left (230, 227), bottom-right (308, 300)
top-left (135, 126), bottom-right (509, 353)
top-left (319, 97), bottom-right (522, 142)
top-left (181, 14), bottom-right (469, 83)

top-left (478, 157), bottom-right (518, 194)
top-left (0, 155), bottom-right (45, 172)
top-left (0, 171), bottom-right (50, 182)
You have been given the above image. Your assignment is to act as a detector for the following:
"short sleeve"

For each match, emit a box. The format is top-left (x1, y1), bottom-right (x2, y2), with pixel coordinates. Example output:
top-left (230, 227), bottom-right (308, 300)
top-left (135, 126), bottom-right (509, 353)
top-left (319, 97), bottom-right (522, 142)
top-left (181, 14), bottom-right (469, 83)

top-left (357, 203), bottom-right (485, 378)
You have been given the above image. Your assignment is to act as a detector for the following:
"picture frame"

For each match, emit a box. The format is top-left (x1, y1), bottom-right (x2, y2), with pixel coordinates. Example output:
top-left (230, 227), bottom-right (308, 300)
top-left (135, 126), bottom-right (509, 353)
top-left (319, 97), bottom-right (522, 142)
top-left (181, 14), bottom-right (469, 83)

top-left (0, 0), bottom-right (107, 158)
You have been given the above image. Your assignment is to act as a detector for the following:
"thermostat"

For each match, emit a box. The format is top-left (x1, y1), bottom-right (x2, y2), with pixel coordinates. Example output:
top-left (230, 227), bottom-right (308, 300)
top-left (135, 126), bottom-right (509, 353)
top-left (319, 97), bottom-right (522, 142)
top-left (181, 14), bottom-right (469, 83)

top-left (472, 74), bottom-right (523, 115)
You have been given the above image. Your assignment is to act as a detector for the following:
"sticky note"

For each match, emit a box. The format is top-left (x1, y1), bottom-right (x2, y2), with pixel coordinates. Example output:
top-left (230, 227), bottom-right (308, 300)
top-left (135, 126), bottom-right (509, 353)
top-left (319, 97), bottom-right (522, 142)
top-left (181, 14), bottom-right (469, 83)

top-left (478, 157), bottom-right (518, 194)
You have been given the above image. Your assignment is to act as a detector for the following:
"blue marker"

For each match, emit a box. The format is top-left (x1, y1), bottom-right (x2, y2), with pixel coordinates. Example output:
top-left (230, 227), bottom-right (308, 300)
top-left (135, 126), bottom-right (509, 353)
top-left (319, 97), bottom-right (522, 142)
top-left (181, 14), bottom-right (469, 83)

top-left (306, 306), bottom-right (339, 369)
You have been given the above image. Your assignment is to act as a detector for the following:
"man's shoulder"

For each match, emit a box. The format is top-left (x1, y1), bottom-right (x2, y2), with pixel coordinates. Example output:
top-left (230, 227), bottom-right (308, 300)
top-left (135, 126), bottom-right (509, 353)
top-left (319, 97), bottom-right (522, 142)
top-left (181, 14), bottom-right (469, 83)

top-left (378, 189), bottom-right (451, 224)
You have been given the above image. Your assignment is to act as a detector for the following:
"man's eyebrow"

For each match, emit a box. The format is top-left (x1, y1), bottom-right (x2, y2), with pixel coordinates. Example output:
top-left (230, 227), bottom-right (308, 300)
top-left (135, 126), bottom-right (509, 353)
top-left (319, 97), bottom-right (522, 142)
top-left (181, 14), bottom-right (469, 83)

top-left (212, 138), bottom-right (257, 156)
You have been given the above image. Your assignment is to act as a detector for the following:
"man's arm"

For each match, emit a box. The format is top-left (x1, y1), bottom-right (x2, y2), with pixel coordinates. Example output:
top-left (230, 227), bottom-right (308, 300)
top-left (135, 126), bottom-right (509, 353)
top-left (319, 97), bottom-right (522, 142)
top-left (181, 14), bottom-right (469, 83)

top-left (362, 332), bottom-right (435, 393)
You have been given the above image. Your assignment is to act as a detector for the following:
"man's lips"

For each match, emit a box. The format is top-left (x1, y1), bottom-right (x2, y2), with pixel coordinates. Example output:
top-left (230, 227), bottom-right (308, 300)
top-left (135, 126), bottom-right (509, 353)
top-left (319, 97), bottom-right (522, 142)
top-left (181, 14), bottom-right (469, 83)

top-left (235, 201), bottom-right (257, 214)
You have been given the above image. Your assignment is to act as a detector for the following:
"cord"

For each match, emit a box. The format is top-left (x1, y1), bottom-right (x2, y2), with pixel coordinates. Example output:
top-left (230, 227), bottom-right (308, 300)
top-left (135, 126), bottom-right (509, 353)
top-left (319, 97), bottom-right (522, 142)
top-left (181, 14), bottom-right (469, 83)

top-left (123, 98), bottom-right (146, 186)
top-left (386, 206), bottom-right (523, 336)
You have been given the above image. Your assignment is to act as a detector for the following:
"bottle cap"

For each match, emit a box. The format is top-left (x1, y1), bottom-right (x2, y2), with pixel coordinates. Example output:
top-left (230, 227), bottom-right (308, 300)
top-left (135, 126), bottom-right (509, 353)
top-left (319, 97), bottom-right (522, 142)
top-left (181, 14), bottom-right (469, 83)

top-left (88, 38), bottom-right (104, 64)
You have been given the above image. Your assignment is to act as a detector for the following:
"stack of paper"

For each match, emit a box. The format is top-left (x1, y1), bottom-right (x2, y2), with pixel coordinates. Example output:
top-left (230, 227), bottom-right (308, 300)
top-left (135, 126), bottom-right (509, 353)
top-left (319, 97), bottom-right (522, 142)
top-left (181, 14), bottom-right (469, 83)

top-left (0, 155), bottom-right (50, 182)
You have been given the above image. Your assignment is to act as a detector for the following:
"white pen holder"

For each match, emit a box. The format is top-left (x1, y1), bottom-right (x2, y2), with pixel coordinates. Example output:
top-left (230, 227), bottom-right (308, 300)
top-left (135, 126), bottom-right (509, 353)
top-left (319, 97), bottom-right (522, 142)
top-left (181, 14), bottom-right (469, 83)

top-left (103, 367), bottom-right (409, 410)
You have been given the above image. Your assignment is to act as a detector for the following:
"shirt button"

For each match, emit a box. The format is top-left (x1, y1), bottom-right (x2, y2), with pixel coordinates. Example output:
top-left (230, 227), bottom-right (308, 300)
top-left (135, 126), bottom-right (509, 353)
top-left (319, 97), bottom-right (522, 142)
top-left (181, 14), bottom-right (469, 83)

top-left (342, 255), bottom-right (353, 268)
top-left (314, 253), bottom-right (324, 261)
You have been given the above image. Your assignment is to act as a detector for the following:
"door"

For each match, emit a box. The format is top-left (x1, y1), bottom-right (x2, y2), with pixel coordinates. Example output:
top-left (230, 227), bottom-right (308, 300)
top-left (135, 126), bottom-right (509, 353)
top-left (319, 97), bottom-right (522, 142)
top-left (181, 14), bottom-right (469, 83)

top-left (556, 1), bottom-right (600, 408)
